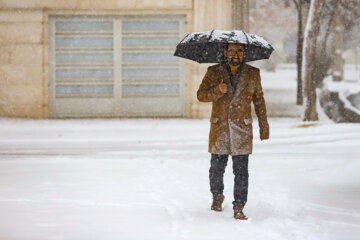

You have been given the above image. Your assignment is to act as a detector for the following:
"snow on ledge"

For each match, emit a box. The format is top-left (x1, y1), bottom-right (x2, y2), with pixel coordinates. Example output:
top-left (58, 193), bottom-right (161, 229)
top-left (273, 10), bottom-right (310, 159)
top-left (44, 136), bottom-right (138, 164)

top-left (323, 77), bottom-right (360, 115)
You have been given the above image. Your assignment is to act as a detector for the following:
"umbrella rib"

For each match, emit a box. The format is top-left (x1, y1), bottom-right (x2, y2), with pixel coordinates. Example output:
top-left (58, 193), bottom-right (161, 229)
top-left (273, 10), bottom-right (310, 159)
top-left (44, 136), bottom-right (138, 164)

top-left (242, 30), bottom-right (250, 47)
top-left (209, 29), bottom-right (215, 41)
top-left (242, 30), bottom-right (250, 61)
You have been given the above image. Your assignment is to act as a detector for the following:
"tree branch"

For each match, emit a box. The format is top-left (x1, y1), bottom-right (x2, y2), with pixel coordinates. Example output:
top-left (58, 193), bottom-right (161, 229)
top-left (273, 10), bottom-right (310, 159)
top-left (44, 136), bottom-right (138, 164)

top-left (291, 0), bottom-right (300, 10)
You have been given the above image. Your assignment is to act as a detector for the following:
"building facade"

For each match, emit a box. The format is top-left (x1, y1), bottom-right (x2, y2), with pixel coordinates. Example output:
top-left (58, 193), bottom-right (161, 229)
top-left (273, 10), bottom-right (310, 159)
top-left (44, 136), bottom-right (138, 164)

top-left (0, 0), bottom-right (250, 118)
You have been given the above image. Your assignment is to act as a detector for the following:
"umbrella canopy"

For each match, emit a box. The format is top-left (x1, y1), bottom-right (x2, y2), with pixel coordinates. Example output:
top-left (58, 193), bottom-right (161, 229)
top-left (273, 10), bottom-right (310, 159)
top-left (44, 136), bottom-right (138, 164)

top-left (174, 30), bottom-right (274, 63)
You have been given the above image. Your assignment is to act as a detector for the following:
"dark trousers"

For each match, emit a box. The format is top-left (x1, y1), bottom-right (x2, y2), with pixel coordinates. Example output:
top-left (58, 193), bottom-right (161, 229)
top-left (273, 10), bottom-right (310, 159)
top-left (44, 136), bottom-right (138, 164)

top-left (209, 154), bottom-right (249, 207)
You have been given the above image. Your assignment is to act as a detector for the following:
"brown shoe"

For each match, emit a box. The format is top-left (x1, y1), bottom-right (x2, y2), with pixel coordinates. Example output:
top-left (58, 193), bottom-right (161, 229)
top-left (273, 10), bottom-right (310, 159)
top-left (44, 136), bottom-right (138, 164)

top-left (211, 194), bottom-right (224, 211)
top-left (233, 205), bottom-right (248, 220)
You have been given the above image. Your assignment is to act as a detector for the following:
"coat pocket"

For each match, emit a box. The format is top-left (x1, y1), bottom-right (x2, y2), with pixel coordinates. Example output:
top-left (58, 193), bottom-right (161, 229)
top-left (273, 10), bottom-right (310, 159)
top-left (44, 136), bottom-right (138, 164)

top-left (243, 118), bottom-right (253, 125)
top-left (210, 117), bottom-right (219, 123)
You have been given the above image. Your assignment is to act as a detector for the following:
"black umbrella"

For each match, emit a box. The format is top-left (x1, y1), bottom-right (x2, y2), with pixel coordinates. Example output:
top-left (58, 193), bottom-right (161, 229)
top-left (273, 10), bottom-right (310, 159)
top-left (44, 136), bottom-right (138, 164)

top-left (174, 30), bottom-right (274, 63)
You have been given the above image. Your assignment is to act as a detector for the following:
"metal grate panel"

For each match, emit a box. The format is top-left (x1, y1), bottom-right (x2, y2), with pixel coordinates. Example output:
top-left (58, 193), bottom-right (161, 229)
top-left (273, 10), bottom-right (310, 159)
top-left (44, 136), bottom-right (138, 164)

top-left (49, 16), bottom-right (185, 117)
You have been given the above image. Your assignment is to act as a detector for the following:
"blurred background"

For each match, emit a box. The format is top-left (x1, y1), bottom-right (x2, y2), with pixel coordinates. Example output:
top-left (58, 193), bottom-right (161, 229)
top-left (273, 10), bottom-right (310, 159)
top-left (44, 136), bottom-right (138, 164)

top-left (0, 0), bottom-right (359, 121)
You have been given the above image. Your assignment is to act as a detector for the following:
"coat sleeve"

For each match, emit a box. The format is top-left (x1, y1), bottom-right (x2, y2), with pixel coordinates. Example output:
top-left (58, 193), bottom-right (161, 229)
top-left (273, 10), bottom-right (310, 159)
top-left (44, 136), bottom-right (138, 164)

top-left (252, 69), bottom-right (269, 140)
top-left (197, 67), bottom-right (225, 102)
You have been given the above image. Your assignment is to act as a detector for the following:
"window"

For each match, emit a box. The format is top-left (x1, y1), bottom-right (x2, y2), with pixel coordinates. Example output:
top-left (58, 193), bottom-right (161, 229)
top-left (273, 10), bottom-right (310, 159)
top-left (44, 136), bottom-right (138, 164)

top-left (49, 16), bottom-right (185, 117)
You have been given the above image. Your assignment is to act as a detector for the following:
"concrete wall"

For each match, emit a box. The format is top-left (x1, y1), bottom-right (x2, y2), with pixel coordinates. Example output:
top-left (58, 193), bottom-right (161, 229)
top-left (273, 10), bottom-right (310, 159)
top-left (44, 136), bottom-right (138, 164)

top-left (0, 0), bottom-right (233, 118)
top-left (0, 10), bottom-right (44, 118)
top-left (0, 0), bottom-right (192, 9)
top-left (188, 0), bottom-right (232, 118)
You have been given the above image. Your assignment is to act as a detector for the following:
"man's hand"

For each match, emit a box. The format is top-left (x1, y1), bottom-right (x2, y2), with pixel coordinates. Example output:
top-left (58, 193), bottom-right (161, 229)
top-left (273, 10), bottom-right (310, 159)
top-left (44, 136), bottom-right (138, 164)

top-left (218, 81), bottom-right (228, 94)
top-left (260, 124), bottom-right (269, 141)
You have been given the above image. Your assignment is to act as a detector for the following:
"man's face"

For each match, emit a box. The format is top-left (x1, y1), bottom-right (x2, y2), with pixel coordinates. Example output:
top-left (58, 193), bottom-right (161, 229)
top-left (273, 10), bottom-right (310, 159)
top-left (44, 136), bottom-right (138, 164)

top-left (224, 44), bottom-right (245, 66)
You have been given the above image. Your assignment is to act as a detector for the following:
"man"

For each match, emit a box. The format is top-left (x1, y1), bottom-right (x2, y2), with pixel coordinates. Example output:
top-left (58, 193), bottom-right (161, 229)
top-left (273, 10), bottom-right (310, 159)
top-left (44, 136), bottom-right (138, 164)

top-left (197, 43), bottom-right (269, 220)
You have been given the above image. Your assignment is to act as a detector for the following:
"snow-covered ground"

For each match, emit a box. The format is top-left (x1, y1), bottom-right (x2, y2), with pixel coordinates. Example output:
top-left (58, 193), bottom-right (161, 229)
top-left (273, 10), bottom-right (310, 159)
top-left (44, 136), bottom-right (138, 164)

top-left (0, 117), bottom-right (359, 240)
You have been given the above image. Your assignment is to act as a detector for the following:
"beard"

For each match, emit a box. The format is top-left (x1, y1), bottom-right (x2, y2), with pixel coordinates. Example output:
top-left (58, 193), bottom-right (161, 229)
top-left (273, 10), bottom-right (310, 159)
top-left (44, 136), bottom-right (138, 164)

top-left (229, 57), bottom-right (242, 66)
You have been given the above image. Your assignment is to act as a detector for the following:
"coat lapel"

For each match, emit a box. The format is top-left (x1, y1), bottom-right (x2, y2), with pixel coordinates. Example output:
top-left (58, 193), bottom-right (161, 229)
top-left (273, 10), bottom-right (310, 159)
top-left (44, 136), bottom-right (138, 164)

top-left (233, 64), bottom-right (250, 97)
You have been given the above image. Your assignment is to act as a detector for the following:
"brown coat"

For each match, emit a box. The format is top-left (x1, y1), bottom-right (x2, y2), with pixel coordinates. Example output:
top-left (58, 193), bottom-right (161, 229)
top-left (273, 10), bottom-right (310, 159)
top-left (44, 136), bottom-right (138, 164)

top-left (197, 63), bottom-right (269, 155)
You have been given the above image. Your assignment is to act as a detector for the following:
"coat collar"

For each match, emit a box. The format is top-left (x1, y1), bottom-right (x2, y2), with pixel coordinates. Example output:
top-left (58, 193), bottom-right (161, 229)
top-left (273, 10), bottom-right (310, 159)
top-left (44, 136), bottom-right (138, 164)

top-left (220, 63), bottom-right (250, 97)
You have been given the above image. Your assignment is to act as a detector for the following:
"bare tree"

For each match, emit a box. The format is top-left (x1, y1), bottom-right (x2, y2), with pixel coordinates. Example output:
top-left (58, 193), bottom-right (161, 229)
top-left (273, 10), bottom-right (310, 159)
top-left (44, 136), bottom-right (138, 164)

top-left (296, 0), bottom-right (359, 121)
top-left (304, 0), bottom-right (359, 86)
top-left (291, 0), bottom-right (310, 105)
top-left (331, 3), bottom-right (344, 82)
top-left (327, 0), bottom-right (360, 82)
top-left (302, 0), bottom-right (324, 121)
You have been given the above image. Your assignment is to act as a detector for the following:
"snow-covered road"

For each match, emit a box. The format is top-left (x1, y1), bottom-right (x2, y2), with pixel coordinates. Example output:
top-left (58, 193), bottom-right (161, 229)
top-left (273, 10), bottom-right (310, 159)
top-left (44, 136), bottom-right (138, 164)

top-left (0, 118), bottom-right (359, 240)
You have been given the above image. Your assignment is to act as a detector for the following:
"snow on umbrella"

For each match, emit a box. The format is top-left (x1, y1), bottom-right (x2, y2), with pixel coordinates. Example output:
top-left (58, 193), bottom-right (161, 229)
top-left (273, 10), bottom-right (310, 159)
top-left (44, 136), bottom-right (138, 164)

top-left (174, 29), bottom-right (274, 63)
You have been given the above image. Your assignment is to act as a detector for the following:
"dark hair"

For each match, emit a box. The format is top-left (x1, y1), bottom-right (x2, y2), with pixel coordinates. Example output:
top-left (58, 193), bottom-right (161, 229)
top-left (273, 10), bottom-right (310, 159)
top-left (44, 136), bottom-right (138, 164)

top-left (226, 43), bottom-right (246, 51)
